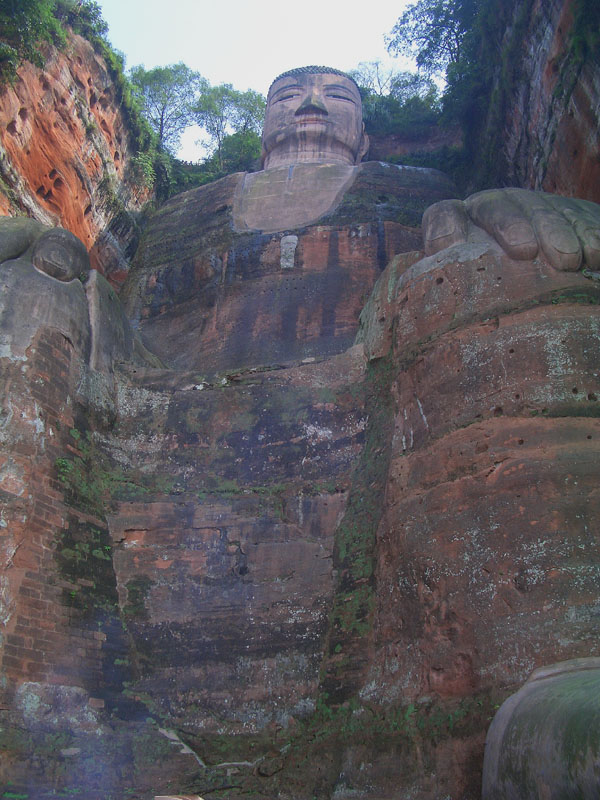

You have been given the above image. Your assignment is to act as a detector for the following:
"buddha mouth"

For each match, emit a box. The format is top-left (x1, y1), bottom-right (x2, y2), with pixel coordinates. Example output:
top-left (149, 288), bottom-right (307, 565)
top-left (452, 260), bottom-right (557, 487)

top-left (295, 115), bottom-right (329, 125)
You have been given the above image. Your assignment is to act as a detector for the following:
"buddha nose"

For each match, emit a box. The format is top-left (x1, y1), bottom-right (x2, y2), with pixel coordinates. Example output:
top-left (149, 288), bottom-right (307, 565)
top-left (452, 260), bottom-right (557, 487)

top-left (295, 92), bottom-right (328, 116)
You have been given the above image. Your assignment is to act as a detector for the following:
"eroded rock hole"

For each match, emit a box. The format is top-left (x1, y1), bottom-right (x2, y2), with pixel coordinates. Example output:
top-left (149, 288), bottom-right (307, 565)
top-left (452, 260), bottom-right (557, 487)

top-left (6, 121), bottom-right (17, 135)
top-left (493, 406), bottom-right (503, 417)
top-left (588, 393), bottom-right (597, 401)
top-left (572, 387), bottom-right (579, 394)
top-left (18, 108), bottom-right (28, 121)
top-left (436, 277), bottom-right (444, 285)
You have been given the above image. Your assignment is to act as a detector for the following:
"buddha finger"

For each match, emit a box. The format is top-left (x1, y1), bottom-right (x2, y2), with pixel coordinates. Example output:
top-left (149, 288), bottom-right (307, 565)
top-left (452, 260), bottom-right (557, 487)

top-left (504, 189), bottom-right (582, 271)
top-left (546, 196), bottom-right (600, 270)
top-left (465, 189), bottom-right (538, 261)
top-left (422, 199), bottom-right (469, 256)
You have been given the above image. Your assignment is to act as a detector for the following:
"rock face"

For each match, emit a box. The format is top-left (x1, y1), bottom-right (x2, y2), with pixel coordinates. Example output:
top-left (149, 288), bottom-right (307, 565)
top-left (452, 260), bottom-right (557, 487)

top-left (2, 173), bottom-right (600, 800)
top-left (123, 162), bottom-right (455, 375)
top-left (0, 33), bottom-right (150, 284)
top-left (0, 163), bottom-right (460, 798)
top-left (1, 11), bottom-right (600, 797)
top-left (362, 240), bottom-right (600, 701)
top-left (367, 125), bottom-right (463, 163)
top-left (484, 0), bottom-right (600, 202)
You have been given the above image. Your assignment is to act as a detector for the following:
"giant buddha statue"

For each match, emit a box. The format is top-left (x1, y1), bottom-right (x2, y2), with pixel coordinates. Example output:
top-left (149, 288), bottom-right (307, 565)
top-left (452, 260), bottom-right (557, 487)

top-left (119, 66), bottom-right (458, 374)
top-left (120, 66), bottom-right (600, 377)
top-left (2, 64), bottom-right (600, 800)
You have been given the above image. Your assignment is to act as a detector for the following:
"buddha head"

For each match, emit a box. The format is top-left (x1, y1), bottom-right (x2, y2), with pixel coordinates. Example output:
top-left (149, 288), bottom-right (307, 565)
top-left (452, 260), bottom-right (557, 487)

top-left (31, 228), bottom-right (90, 282)
top-left (262, 66), bottom-right (369, 169)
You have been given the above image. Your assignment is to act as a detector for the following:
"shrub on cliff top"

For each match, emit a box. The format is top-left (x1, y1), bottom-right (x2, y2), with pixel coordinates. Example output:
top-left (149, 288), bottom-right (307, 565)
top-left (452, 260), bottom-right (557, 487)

top-left (0, 0), bottom-right (108, 83)
top-left (0, 0), bottom-right (64, 82)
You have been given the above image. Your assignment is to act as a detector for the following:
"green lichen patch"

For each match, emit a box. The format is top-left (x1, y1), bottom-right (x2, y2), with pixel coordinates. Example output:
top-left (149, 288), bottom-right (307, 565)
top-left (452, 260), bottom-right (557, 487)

top-left (162, 692), bottom-right (500, 799)
top-left (55, 516), bottom-right (118, 618)
top-left (122, 576), bottom-right (154, 619)
top-left (320, 356), bottom-right (394, 703)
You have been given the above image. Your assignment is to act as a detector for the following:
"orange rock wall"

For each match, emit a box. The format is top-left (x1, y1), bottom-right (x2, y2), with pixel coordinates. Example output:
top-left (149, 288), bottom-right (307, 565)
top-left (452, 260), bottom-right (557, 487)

top-left (0, 34), bottom-right (149, 279)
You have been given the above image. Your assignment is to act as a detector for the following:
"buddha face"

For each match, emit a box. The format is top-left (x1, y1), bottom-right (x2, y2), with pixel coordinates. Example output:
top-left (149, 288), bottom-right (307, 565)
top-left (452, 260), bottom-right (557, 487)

top-left (262, 71), bottom-right (368, 169)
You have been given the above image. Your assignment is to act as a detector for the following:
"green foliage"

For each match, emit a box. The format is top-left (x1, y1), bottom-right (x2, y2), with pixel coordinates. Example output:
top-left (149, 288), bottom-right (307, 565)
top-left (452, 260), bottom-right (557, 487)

top-left (0, 0), bottom-right (64, 82)
top-left (571, 0), bottom-right (600, 64)
top-left (130, 150), bottom-right (156, 189)
top-left (386, 0), bottom-right (478, 76)
top-left (362, 91), bottom-right (440, 138)
top-left (53, 0), bottom-right (108, 39)
top-left (194, 84), bottom-right (265, 169)
top-left (388, 145), bottom-right (471, 192)
top-left (349, 60), bottom-right (402, 96)
top-left (409, 0), bottom-right (600, 192)
top-left (199, 129), bottom-right (262, 178)
top-left (350, 61), bottom-right (441, 139)
top-left (0, 0), bottom-right (111, 83)
top-left (129, 62), bottom-right (206, 154)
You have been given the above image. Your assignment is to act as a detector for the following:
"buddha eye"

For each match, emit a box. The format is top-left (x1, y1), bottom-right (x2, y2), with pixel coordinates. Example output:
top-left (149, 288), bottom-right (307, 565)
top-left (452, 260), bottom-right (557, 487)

top-left (326, 93), bottom-right (354, 102)
top-left (275, 92), bottom-right (300, 103)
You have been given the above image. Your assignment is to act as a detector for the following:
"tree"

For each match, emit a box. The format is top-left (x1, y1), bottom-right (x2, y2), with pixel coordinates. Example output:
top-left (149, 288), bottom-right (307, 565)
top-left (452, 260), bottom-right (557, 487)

top-left (230, 89), bottom-right (266, 134)
top-left (349, 61), bottom-right (399, 96)
top-left (350, 61), bottom-right (440, 138)
top-left (220, 129), bottom-right (261, 171)
top-left (129, 63), bottom-right (206, 154)
top-left (194, 84), bottom-right (265, 169)
top-left (386, 0), bottom-right (478, 77)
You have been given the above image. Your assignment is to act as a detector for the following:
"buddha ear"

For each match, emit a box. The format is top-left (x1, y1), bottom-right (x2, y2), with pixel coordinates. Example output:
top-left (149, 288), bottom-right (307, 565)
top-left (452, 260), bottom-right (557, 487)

top-left (356, 125), bottom-right (369, 163)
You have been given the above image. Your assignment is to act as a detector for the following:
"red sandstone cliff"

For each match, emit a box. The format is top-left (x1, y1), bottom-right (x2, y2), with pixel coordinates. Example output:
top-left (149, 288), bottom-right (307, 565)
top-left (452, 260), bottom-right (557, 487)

top-left (0, 33), bottom-right (150, 283)
top-left (485, 0), bottom-right (600, 202)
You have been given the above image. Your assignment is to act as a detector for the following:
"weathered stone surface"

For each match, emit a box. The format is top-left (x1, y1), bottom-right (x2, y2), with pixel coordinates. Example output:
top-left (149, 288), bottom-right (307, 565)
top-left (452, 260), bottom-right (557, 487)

top-left (233, 162), bottom-right (357, 232)
top-left (0, 34), bottom-right (149, 283)
top-left (123, 161), bottom-right (456, 375)
top-left (4, 185), bottom-right (600, 800)
top-left (347, 236), bottom-right (600, 799)
top-left (485, 0), bottom-right (600, 203)
top-left (1, 45), bottom-right (599, 800)
top-left (482, 658), bottom-right (600, 799)
top-left (103, 345), bottom-right (368, 732)
top-left (367, 124), bottom-right (463, 162)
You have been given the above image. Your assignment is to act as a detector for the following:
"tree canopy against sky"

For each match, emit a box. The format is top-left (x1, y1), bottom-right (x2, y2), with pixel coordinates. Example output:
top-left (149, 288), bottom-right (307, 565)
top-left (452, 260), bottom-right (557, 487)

top-left (194, 84), bottom-right (265, 168)
top-left (129, 63), bottom-right (206, 154)
top-left (386, 0), bottom-right (478, 76)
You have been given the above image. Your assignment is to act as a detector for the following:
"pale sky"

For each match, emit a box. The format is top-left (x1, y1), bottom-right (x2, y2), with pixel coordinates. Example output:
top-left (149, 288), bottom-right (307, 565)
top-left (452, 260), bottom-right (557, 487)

top-left (96, 0), bottom-right (412, 160)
